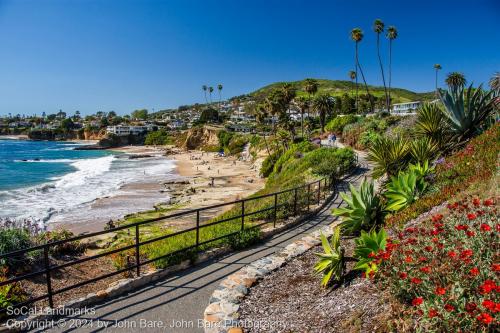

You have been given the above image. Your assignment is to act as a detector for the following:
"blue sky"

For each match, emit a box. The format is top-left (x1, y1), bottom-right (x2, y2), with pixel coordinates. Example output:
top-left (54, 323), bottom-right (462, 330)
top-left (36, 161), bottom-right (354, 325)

top-left (0, 0), bottom-right (498, 116)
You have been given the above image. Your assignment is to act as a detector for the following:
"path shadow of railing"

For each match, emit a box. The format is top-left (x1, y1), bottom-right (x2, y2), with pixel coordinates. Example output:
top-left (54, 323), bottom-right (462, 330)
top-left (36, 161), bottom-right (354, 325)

top-left (46, 163), bottom-right (369, 333)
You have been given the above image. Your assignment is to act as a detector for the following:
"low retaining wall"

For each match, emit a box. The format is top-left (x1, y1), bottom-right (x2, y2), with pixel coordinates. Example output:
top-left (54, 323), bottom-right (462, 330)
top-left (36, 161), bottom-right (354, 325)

top-left (203, 222), bottom-right (338, 333)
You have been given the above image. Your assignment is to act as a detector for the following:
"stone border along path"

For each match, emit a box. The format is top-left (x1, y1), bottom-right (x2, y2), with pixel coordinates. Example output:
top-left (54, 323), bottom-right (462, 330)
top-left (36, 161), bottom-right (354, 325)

top-left (203, 152), bottom-right (370, 333)
top-left (20, 151), bottom-right (370, 333)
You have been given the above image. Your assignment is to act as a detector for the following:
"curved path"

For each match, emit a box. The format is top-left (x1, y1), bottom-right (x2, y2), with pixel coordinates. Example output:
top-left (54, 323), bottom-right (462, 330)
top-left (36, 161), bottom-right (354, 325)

top-left (37, 153), bottom-right (370, 333)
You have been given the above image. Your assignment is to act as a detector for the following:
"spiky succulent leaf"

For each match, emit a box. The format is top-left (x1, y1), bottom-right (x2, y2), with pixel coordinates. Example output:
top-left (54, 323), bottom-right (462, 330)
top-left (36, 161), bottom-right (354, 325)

top-left (333, 178), bottom-right (385, 234)
top-left (353, 229), bottom-right (387, 276)
top-left (367, 136), bottom-right (411, 178)
top-left (313, 228), bottom-right (344, 287)
top-left (384, 170), bottom-right (428, 212)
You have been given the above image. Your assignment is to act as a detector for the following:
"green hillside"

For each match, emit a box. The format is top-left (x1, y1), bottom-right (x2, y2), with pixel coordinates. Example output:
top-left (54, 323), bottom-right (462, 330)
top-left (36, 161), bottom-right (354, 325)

top-left (250, 78), bottom-right (435, 103)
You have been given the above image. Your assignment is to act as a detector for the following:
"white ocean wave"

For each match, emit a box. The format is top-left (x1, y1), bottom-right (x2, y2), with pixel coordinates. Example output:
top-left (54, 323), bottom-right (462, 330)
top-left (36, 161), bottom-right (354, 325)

top-left (0, 155), bottom-right (176, 224)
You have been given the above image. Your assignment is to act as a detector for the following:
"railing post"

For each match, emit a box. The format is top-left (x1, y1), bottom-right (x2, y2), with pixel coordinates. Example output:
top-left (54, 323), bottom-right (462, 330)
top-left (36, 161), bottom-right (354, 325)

top-left (241, 201), bottom-right (245, 231)
top-left (317, 180), bottom-right (321, 204)
top-left (307, 184), bottom-right (311, 211)
top-left (135, 225), bottom-right (140, 277)
top-left (196, 210), bottom-right (200, 247)
top-left (273, 193), bottom-right (278, 228)
top-left (293, 188), bottom-right (298, 216)
top-left (43, 245), bottom-right (54, 308)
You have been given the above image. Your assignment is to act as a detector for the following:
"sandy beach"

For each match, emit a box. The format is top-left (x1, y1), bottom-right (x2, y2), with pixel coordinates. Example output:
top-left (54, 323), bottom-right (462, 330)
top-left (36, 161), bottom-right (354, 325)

top-left (50, 145), bottom-right (265, 234)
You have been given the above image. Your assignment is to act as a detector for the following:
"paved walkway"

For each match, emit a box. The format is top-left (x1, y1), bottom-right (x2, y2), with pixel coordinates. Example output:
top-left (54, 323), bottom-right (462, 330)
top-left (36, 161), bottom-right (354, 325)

top-left (37, 157), bottom-right (370, 333)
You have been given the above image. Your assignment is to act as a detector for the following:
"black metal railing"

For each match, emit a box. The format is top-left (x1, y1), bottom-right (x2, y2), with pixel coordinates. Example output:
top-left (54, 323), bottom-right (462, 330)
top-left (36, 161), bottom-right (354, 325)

top-left (0, 155), bottom-right (358, 314)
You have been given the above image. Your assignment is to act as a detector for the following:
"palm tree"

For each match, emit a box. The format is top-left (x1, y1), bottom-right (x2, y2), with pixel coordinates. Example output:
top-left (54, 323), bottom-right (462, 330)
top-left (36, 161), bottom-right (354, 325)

top-left (490, 72), bottom-right (500, 94)
top-left (373, 19), bottom-right (389, 112)
top-left (202, 85), bottom-right (208, 104)
top-left (208, 86), bottom-right (214, 104)
top-left (217, 84), bottom-right (223, 106)
top-left (433, 64), bottom-right (442, 97)
top-left (386, 26), bottom-right (398, 111)
top-left (348, 70), bottom-right (356, 98)
top-left (445, 72), bottom-right (466, 90)
top-left (295, 96), bottom-right (309, 137)
top-left (313, 94), bottom-right (334, 133)
top-left (256, 104), bottom-right (271, 156)
top-left (351, 28), bottom-right (373, 112)
top-left (304, 78), bottom-right (319, 122)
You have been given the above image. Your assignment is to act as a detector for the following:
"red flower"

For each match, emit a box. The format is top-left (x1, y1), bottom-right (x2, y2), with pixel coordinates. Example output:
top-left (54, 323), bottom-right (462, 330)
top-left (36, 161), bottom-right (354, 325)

top-left (368, 252), bottom-right (376, 258)
top-left (480, 224), bottom-right (492, 232)
top-left (479, 280), bottom-right (497, 294)
top-left (482, 300), bottom-right (495, 311)
top-left (491, 263), bottom-right (500, 272)
top-left (368, 270), bottom-right (375, 279)
top-left (435, 286), bottom-right (446, 296)
top-left (467, 213), bottom-right (477, 220)
top-left (420, 266), bottom-right (431, 274)
top-left (477, 313), bottom-right (494, 325)
top-left (405, 227), bottom-right (416, 233)
top-left (473, 198), bottom-right (481, 206)
top-left (483, 198), bottom-right (494, 206)
top-left (412, 297), bottom-right (423, 306)
top-left (444, 304), bottom-right (455, 312)
top-left (448, 250), bottom-right (457, 259)
top-left (455, 224), bottom-right (468, 231)
top-left (399, 272), bottom-right (408, 279)
top-left (424, 245), bottom-right (433, 252)
top-left (465, 302), bottom-right (478, 313)
top-left (432, 214), bottom-right (443, 222)
top-left (418, 256), bottom-right (428, 262)
top-left (470, 267), bottom-right (480, 276)
top-left (404, 256), bottom-right (413, 263)
top-left (411, 277), bottom-right (423, 285)
top-left (466, 230), bottom-right (476, 237)
top-left (428, 309), bottom-right (438, 318)
top-left (460, 249), bottom-right (473, 260)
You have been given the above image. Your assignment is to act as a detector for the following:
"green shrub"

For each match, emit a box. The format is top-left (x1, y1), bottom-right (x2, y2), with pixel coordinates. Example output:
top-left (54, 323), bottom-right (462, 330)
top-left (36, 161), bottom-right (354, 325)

top-left (36, 229), bottom-right (86, 256)
top-left (225, 228), bottom-right (262, 250)
top-left (325, 115), bottom-right (358, 134)
top-left (306, 147), bottom-right (355, 178)
top-left (358, 129), bottom-right (382, 149)
top-left (260, 149), bottom-right (283, 177)
top-left (0, 271), bottom-right (27, 317)
top-left (0, 228), bottom-right (35, 269)
top-left (144, 130), bottom-right (170, 145)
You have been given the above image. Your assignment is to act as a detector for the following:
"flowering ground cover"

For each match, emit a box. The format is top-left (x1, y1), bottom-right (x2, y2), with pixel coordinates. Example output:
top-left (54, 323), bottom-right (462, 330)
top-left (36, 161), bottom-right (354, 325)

top-left (386, 123), bottom-right (499, 226)
top-left (377, 196), bottom-right (499, 331)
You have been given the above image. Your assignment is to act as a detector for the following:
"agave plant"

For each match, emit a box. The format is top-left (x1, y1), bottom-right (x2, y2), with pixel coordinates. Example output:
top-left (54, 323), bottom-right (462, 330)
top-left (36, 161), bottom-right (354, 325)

top-left (439, 84), bottom-right (495, 147)
top-left (414, 103), bottom-right (449, 149)
top-left (333, 178), bottom-right (386, 234)
top-left (314, 227), bottom-right (345, 287)
top-left (367, 135), bottom-right (410, 179)
top-left (408, 160), bottom-right (434, 183)
top-left (353, 228), bottom-right (387, 276)
top-left (409, 137), bottom-right (439, 164)
top-left (384, 169), bottom-right (428, 212)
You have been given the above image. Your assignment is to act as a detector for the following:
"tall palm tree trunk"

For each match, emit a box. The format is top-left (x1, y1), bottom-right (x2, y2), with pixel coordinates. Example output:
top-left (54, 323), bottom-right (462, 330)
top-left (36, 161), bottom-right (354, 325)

top-left (356, 42), bottom-right (373, 112)
top-left (377, 34), bottom-right (389, 112)
top-left (388, 39), bottom-right (393, 112)
top-left (435, 69), bottom-right (439, 98)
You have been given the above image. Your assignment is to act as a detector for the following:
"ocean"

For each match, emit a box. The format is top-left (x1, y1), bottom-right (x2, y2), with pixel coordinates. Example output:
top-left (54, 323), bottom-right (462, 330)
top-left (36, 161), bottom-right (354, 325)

top-left (0, 139), bottom-right (176, 228)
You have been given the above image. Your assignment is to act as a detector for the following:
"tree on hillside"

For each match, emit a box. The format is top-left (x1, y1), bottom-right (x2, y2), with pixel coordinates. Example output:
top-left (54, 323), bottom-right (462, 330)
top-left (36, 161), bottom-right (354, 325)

top-left (348, 70), bottom-right (357, 100)
top-left (255, 103), bottom-right (271, 156)
top-left (202, 85), bottom-right (208, 104)
top-left (295, 96), bottom-right (309, 137)
top-left (304, 78), bottom-right (319, 127)
top-left (341, 94), bottom-right (356, 114)
top-left (373, 19), bottom-right (389, 112)
top-left (386, 26), bottom-right (398, 111)
top-left (313, 94), bottom-right (335, 133)
top-left (131, 109), bottom-right (148, 120)
top-left (209, 86), bottom-right (214, 104)
top-left (199, 108), bottom-right (219, 123)
top-left (434, 64), bottom-right (442, 98)
top-left (351, 28), bottom-right (373, 112)
top-left (445, 72), bottom-right (467, 90)
top-left (217, 84), bottom-right (223, 112)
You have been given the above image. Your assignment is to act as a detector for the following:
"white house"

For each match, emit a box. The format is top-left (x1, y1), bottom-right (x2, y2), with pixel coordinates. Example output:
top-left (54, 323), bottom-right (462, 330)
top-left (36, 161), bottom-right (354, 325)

top-left (106, 125), bottom-right (153, 136)
top-left (391, 101), bottom-right (422, 114)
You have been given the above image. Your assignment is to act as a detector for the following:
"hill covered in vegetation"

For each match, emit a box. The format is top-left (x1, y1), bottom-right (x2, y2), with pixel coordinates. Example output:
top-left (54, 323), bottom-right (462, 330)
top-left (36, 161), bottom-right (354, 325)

top-left (249, 78), bottom-right (435, 103)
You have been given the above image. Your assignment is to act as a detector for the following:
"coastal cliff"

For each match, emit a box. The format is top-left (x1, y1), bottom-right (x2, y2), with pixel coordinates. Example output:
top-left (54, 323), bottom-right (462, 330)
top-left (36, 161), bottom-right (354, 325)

top-left (181, 126), bottom-right (220, 150)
